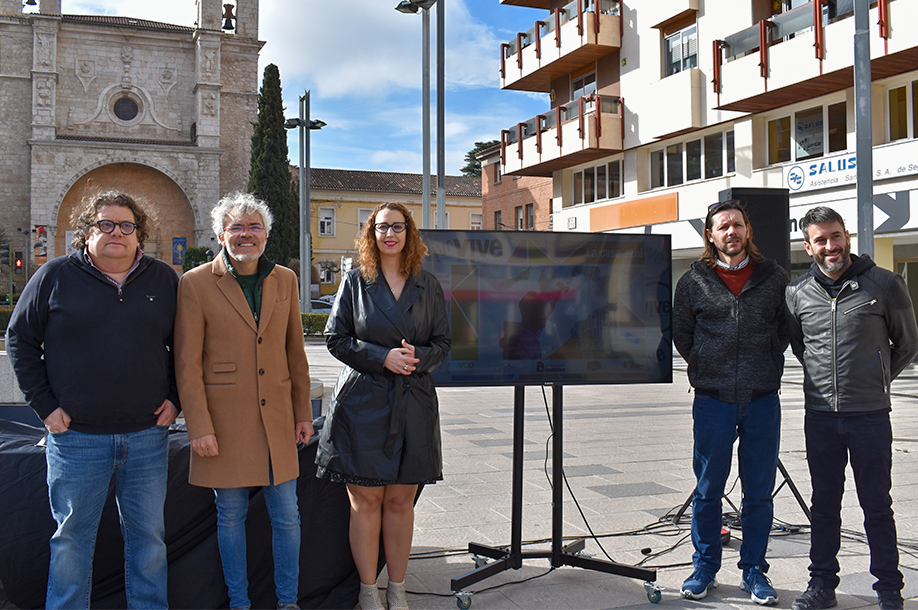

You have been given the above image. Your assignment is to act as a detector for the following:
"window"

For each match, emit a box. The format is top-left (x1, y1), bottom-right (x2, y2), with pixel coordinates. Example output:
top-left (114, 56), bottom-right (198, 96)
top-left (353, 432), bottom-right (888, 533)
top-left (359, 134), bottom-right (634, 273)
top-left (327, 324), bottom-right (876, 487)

top-left (572, 71), bottom-right (596, 101)
top-left (768, 117), bottom-right (791, 164)
top-left (890, 85), bottom-right (909, 141)
top-left (495, 210), bottom-right (502, 229)
top-left (357, 208), bottom-right (373, 232)
top-left (573, 159), bottom-right (623, 203)
top-left (113, 97), bottom-right (139, 121)
top-left (494, 164), bottom-right (502, 184)
top-left (470, 213), bottom-right (482, 230)
top-left (795, 106), bottom-right (824, 160)
top-left (666, 144), bottom-right (683, 187)
top-left (319, 263), bottom-right (336, 285)
top-left (526, 204), bottom-right (534, 229)
top-left (608, 160), bottom-right (622, 198)
top-left (767, 102), bottom-right (848, 165)
top-left (704, 133), bottom-right (723, 179)
top-left (516, 206), bottom-right (524, 229)
top-left (649, 130), bottom-right (734, 189)
top-left (663, 24), bottom-right (697, 77)
top-left (686, 139), bottom-right (702, 182)
top-left (828, 102), bottom-right (846, 152)
top-left (318, 207), bottom-right (335, 236)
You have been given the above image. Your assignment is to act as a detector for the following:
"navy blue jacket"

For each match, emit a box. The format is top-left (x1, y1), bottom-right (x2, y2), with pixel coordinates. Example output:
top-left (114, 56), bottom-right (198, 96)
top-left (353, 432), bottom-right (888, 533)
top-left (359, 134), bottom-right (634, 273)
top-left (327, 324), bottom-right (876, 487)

top-left (6, 250), bottom-right (179, 433)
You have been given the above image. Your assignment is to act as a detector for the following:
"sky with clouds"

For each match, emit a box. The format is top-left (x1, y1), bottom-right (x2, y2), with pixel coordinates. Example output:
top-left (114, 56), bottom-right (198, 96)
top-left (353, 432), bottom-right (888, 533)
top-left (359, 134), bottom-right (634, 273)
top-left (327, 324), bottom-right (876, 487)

top-left (56, 0), bottom-right (550, 176)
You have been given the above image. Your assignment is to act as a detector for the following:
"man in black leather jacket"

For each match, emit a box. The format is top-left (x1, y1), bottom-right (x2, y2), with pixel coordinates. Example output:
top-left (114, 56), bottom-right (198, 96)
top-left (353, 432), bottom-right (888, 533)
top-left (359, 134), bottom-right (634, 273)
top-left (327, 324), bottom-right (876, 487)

top-left (786, 206), bottom-right (918, 610)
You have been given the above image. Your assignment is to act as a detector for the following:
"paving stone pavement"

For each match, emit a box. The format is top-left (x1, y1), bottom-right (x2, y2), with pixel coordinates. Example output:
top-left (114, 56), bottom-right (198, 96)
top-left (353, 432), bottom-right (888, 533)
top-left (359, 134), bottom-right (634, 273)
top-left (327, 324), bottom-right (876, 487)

top-left (305, 338), bottom-right (918, 610)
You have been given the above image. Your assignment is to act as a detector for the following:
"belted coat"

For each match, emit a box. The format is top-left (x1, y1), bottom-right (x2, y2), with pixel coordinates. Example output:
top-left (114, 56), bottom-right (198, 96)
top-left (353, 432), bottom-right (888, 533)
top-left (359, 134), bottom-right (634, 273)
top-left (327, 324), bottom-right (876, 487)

top-left (316, 268), bottom-right (451, 483)
top-left (175, 253), bottom-right (312, 488)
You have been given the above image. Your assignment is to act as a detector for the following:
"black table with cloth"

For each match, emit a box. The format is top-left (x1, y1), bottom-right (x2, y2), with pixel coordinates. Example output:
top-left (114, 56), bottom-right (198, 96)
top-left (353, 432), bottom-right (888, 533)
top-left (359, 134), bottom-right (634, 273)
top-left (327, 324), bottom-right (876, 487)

top-left (0, 418), bottom-right (362, 609)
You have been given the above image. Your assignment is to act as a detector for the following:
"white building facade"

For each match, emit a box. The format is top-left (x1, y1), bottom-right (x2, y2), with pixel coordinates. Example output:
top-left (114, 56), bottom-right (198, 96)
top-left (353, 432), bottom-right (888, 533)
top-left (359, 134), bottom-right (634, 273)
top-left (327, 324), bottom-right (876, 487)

top-left (498, 0), bottom-right (918, 280)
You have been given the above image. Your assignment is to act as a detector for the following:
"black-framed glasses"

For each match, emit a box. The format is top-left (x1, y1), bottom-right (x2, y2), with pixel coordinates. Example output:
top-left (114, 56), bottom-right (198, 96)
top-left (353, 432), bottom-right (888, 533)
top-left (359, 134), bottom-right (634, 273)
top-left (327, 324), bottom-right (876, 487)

top-left (374, 222), bottom-right (407, 234)
top-left (224, 224), bottom-right (265, 235)
top-left (93, 220), bottom-right (137, 235)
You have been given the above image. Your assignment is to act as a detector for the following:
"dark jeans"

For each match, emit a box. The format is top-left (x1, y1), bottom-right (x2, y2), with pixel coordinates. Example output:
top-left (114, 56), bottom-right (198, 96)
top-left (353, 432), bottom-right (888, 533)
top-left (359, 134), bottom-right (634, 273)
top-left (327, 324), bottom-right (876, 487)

top-left (691, 391), bottom-right (781, 574)
top-left (805, 410), bottom-right (902, 592)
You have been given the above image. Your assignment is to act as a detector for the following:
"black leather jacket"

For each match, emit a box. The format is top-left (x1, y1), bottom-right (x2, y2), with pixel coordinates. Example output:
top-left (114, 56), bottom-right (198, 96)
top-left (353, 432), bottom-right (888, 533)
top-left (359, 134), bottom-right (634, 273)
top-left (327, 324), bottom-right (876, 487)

top-left (785, 256), bottom-right (918, 412)
top-left (316, 268), bottom-right (451, 483)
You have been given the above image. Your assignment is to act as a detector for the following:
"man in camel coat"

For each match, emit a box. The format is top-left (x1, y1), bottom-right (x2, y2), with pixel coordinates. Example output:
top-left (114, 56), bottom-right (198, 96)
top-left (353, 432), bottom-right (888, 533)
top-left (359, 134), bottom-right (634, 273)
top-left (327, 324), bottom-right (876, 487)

top-left (175, 191), bottom-right (313, 610)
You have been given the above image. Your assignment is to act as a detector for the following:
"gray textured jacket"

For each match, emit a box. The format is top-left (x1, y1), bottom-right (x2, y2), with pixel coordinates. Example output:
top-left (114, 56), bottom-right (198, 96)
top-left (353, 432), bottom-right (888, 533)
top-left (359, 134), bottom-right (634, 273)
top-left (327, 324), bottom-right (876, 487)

top-left (673, 258), bottom-right (790, 402)
top-left (785, 256), bottom-right (918, 412)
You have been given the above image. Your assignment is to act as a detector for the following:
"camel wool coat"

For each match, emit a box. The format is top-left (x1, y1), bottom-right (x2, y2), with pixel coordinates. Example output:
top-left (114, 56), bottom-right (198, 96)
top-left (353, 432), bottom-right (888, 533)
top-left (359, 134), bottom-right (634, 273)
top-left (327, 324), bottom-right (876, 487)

top-left (175, 253), bottom-right (312, 488)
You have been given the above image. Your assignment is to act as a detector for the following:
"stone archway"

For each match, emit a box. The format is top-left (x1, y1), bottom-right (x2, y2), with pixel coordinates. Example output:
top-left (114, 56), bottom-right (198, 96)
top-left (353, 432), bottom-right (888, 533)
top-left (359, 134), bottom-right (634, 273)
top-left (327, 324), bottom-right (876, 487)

top-left (56, 163), bottom-right (195, 273)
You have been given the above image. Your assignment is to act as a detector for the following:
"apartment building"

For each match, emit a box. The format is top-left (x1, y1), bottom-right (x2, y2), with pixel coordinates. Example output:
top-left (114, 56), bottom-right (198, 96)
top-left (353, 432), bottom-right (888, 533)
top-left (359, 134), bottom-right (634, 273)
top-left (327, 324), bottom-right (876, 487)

top-left (478, 143), bottom-right (554, 230)
top-left (305, 168), bottom-right (481, 295)
top-left (497, 0), bottom-right (918, 280)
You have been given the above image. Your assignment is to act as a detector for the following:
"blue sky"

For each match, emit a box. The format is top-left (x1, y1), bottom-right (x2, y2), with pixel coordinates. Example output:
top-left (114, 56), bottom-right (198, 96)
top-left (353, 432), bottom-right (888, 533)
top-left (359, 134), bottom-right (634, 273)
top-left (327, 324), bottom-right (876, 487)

top-left (57, 0), bottom-right (550, 175)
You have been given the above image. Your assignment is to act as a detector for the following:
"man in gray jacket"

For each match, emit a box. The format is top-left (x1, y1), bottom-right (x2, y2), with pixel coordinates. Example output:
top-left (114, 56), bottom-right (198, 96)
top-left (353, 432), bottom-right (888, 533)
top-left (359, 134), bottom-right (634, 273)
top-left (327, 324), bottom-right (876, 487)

top-left (673, 200), bottom-right (789, 605)
top-left (786, 206), bottom-right (918, 610)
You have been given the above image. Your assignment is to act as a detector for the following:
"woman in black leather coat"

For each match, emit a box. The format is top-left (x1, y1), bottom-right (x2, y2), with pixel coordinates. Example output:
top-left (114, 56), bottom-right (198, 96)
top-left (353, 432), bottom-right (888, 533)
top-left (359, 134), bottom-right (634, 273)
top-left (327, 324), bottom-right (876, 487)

top-left (316, 202), bottom-right (451, 610)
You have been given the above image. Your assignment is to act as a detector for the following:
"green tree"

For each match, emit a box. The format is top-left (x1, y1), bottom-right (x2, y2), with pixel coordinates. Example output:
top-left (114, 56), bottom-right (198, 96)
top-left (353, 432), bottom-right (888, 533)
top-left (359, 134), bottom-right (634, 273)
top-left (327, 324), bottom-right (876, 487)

top-left (460, 140), bottom-right (500, 177)
top-left (248, 63), bottom-right (298, 265)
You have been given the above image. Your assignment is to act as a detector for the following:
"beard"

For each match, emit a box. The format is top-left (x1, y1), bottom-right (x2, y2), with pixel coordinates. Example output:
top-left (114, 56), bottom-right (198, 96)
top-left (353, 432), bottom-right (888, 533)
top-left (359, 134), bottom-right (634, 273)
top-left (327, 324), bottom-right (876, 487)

top-left (715, 235), bottom-right (747, 258)
top-left (225, 241), bottom-right (264, 263)
top-left (814, 240), bottom-right (851, 276)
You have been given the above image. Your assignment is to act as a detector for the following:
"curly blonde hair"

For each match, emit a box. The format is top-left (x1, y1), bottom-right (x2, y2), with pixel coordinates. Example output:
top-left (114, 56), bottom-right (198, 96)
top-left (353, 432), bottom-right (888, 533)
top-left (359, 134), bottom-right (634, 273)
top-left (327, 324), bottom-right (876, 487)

top-left (357, 202), bottom-right (428, 282)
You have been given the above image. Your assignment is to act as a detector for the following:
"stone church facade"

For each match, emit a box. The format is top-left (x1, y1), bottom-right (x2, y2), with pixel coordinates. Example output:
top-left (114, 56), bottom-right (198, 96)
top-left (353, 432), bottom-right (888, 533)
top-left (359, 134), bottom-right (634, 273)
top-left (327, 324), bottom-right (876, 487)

top-left (0, 0), bottom-right (262, 272)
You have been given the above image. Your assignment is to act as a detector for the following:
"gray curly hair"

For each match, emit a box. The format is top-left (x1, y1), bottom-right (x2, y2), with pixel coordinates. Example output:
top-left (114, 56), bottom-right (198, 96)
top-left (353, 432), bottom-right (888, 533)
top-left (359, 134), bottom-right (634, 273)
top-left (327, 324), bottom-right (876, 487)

top-left (210, 191), bottom-right (274, 237)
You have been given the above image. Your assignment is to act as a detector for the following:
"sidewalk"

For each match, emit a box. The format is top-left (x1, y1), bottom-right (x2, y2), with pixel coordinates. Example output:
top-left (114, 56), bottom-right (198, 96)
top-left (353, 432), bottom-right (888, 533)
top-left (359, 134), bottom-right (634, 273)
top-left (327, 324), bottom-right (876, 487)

top-left (305, 338), bottom-right (918, 610)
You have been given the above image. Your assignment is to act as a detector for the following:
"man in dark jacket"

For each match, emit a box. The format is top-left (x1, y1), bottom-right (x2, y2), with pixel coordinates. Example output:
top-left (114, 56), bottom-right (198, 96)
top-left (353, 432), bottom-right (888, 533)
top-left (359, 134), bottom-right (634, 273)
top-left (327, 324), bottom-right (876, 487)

top-left (786, 206), bottom-right (918, 610)
top-left (673, 200), bottom-right (789, 604)
top-left (6, 191), bottom-right (179, 609)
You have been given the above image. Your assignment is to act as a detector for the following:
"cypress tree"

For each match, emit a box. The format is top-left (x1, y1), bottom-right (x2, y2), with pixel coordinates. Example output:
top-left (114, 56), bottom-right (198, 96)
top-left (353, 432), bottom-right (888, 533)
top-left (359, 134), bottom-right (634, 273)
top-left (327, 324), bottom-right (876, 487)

top-left (248, 63), bottom-right (298, 265)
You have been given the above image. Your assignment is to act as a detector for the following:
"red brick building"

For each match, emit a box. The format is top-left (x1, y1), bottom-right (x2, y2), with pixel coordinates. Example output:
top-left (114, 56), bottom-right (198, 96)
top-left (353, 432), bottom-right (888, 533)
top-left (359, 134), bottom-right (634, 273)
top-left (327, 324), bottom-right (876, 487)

top-left (478, 144), bottom-right (552, 231)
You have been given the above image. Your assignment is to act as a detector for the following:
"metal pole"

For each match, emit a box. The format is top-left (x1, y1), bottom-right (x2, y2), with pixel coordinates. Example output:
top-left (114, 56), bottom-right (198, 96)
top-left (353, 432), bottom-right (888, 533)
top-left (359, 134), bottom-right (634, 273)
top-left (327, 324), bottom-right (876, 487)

top-left (854, 0), bottom-right (873, 257)
top-left (435, 0), bottom-right (445, 230)
top-left (304, 91), bottom-right (313, 313)
top-left (296, 94), bottom-right (309, 313)
top-left (422, 7), bottom-right (431, 229)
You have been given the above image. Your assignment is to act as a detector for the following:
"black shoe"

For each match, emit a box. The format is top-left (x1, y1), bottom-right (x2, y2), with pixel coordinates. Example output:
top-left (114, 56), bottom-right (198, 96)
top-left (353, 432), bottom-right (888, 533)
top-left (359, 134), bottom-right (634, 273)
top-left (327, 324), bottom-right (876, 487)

top-left (791, 585), bottom-right (837, 610)
top-left (878, 591), bottom-right (904, 610)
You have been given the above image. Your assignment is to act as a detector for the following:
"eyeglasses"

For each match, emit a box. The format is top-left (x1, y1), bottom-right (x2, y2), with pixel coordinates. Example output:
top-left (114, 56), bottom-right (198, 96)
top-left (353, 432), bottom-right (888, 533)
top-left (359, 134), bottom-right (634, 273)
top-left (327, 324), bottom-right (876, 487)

top-left (224, 224), bottom-right (265, 235)
top-left (374, 222), bottom-right (407, 234)
top-left (93, 220), bottom-right (137, 235)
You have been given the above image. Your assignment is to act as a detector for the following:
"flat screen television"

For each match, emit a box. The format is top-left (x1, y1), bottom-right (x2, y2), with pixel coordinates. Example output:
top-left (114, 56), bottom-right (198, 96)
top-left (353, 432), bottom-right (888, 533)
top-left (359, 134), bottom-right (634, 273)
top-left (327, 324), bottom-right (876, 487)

top-left (421, 230), bottom-right (672, 387)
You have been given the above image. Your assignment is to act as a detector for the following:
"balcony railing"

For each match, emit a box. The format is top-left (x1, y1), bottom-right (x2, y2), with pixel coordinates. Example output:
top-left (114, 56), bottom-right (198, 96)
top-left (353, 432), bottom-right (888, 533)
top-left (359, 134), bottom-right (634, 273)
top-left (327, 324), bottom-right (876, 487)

top-left (504, 0), bottom-right (620, 57)
top-left (500, 94), bottom-right (623, 174)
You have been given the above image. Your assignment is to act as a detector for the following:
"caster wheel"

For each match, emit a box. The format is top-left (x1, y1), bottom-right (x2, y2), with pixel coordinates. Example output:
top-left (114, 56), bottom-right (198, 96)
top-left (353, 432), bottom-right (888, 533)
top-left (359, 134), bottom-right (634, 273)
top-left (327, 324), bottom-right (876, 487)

top-left (644, 581), bottom-right (663, 604)
top-left (456, 592), bottom-right (472, 609)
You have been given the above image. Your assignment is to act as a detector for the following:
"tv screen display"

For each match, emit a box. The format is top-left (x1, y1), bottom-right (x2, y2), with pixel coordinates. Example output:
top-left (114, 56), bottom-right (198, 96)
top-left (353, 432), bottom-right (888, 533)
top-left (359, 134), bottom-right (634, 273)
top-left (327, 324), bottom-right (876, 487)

top-left (421, 230), bottom-right (672, 387)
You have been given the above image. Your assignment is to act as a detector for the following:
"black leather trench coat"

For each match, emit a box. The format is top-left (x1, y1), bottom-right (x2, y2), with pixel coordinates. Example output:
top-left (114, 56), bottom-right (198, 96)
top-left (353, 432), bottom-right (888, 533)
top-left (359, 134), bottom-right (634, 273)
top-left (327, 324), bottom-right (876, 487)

top-left (316, 268), bottom-right (451, 483)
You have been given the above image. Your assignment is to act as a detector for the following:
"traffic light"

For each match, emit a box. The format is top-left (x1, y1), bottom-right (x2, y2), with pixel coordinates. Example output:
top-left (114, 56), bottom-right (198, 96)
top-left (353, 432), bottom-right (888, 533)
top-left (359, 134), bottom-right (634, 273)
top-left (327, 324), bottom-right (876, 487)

top-left (13, 251), bottom-right (23, 274)
top-left (0, 243), bottom-right (8, 265)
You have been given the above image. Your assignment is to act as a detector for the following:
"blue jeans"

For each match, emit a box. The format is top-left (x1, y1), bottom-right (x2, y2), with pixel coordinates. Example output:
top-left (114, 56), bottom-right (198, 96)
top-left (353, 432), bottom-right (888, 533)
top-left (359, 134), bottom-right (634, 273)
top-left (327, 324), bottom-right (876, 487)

top-left (45, 426), bottom-right (169, 610)
top-left (214, 478), bottom-right (300, 609)
top-left (691, 391), bottom-right (780, 575)
top-left (805, 410), bottom-right (902, 592)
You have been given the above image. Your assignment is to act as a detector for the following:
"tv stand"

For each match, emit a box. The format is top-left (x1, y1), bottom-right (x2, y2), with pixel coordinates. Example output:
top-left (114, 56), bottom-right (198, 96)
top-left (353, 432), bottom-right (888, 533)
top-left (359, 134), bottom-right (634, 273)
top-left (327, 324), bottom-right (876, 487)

top-left (449, 384), bottom-right (659, 608)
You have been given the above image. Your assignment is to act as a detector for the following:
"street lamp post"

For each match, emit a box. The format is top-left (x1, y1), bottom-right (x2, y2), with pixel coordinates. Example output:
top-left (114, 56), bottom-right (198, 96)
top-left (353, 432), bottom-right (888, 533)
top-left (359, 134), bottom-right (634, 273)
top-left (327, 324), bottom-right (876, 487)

top-left (284, 91), bottom-right (326, 313)
top-left (395, 0), bottom-right (441, 230)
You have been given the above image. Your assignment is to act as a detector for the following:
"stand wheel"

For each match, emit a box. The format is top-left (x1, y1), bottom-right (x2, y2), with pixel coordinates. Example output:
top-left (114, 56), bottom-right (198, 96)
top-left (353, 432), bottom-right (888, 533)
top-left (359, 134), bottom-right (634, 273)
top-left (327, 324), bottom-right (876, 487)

top-left (473, 554), bottom-right (488, 568)
top-left (644, 581), bottom-right (663, 604)
top-left (455, 592), bottom-right (472, 609)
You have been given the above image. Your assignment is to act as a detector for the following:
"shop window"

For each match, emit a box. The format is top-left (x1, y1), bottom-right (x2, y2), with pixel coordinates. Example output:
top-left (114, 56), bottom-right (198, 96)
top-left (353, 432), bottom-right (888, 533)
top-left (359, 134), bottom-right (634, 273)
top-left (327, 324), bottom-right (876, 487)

top-left (795, 106), bottom-right (824, 161)
top-left (890, 86), bottom-right (908, 141)
top-left (768, 117), bottom-right (791, 164)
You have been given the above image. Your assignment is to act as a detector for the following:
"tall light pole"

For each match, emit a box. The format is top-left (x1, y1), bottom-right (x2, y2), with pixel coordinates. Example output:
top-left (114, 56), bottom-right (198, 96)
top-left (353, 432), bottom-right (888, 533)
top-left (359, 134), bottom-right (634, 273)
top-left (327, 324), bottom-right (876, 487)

top-left (396, 0), bottom-right (440, 229)
top-left (853, 0), bottom-right (873, 257)
top-left (285, 91), bottom-right (326, 313)
top-left (435, 0), bottom-right (445, 231)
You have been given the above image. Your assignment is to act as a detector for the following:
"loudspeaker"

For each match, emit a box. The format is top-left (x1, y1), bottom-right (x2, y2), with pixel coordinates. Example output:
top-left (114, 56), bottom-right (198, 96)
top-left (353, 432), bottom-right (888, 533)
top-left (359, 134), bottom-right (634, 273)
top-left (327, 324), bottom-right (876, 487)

top-left (719, 187), bottom-right (790, 274)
